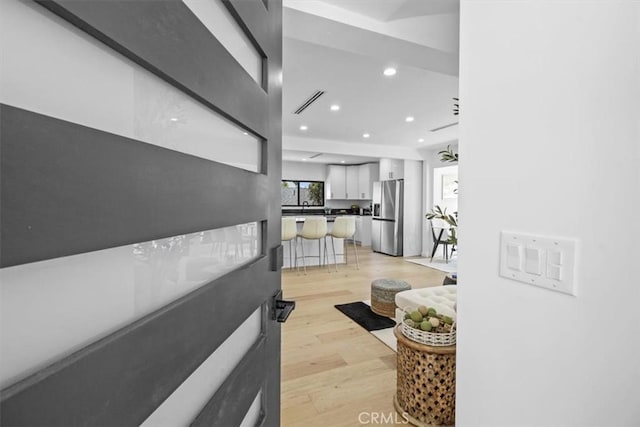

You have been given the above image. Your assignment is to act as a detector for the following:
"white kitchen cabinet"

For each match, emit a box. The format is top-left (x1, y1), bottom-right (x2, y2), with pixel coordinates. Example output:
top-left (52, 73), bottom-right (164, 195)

top-left (346, 166), bottom-right (359, 199)
top-left (357, 163), bottom-right (379, 199)
top-left (379, 158), bottom-right (404, 180)
top-left (327, 163), bottom-right (378, 200)
top-left (326, 165), bottom-right (346, 199)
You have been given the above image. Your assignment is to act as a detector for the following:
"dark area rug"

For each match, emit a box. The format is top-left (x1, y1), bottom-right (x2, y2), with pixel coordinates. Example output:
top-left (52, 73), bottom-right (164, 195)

top-left (334, 301), bottom-right (396, 331)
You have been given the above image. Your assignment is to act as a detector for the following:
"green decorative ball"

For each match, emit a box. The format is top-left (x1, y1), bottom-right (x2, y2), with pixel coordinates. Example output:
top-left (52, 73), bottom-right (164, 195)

top-left (442, 315), bottom-right (454, 325)
top-left (410, 311), bottom-right (423, 323)
top-left (427, 308), bottom-right (437, 317)
top-left (420, 321), bottom-right (433, 331)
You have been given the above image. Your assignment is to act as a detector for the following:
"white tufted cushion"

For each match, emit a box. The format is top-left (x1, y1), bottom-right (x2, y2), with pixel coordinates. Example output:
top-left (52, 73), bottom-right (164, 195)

top-left (395, 286), bottom-right (457, 322)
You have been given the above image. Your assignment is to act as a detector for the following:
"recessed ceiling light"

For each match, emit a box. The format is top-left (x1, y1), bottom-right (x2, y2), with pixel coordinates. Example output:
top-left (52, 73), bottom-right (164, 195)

top-left (330, 104), bottom-right (340, 111)
top-left (405, 116), bottom-right (414, 122)
top-left (170, 117), bottom-right (179, 122)
top-left (383, 67), bottom-right (397, 76)
top-left (300, 125), bottom-right (308, 131)
top-left (243, 132), bottom-right (248, 135)
top-left (363, 133), bottom-right (370, 138)
top-left (418, 138), bottom-right (424, 142)
top-left (340, 160), bottom-right (345, 163)
top-left (302, 158), bottom-right (307, 161)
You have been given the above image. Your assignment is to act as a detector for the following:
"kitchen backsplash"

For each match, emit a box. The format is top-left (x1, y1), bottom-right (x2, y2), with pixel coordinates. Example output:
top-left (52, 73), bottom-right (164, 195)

top-left (282, 200), bottom-right (372, 216)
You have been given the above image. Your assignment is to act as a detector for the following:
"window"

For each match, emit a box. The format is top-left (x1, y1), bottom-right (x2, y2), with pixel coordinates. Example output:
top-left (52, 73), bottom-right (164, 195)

top-left (281, 180), bottom-right (324, 206)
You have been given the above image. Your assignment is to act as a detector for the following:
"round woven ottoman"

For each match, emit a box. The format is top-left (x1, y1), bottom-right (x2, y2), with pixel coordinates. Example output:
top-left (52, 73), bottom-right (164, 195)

top-left (370, 278), bottom-right (411, 317)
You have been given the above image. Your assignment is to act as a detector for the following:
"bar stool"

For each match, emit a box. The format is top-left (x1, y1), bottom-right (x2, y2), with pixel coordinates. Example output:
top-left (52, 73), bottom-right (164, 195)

top-left (329, 216), bottom-right (359, 271)
top-left (281, 217), bottom-right (298, 271)
top-left (296, 216), bottom-right (329, 274)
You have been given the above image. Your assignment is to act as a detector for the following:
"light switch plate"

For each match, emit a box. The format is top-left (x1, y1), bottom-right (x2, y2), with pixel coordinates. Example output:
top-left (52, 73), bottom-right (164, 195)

top-left (500, 231), bottom-right (577, 296)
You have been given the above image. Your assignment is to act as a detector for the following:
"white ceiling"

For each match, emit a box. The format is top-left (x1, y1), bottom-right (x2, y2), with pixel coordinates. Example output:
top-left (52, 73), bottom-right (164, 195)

top-left (282, 149), bottom-right (379, 165)
top-left (282, 0), bottom-right (460, 164)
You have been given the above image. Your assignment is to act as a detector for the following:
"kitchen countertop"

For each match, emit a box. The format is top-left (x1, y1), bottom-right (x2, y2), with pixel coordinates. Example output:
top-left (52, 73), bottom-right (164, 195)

top-left (282, 210), bottom-right (372, 217)
top-left (282, 212), bottom-right (373, 223)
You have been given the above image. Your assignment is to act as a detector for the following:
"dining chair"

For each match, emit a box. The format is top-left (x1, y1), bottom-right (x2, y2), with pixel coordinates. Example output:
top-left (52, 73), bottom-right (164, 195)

top-left (430, 220), bottom-right (451, 262)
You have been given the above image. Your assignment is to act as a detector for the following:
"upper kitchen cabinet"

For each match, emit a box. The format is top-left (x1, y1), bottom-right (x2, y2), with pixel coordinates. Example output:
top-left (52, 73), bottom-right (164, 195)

top-left (379, 158), bottom-right (404, 180)
top-left (326, 163), bottom-right (379, 200)
top-left (358, 163), bottom-right (379, 199)
top-left (346, 166), bottom-right (359, 199)
top-left (326, 165), bottom-right (346, 199)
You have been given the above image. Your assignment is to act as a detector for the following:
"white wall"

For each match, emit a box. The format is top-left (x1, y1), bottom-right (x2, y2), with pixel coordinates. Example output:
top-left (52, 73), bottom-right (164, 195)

top-left (457, 2), bottom-right (640, 426)
top-left (403, 160), bottom-right (423, 256)
top-left (282, 160), bottom-right (327, 182)
top-left (432, 165), bottom-right (458, 215)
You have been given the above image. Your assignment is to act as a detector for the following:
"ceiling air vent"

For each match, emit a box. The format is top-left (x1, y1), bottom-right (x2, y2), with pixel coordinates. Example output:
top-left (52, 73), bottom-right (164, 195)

top-left (293, 90), bottom-right (325, 114)
top-left (430, 122), bottom-right (459, 132)
top-left (308, 153), bottom-right (323, 159)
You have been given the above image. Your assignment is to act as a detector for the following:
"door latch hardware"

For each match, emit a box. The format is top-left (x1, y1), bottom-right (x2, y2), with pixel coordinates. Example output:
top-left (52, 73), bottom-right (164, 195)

top-left (272, 290), bottom-right (295, 323)
top-left (270, 245), bottom-right (283, 271)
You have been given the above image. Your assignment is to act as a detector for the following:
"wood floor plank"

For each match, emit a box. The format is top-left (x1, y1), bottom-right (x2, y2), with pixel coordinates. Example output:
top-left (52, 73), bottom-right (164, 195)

top-left (284, 289), bottom-right (353, 301)
top-left (281, 352), bottom-right (347, 382)
top-left (281, 246), bottom-right (448, 426)
top-left (309, 370), bottom-right (396, 413)
top-left (315, 327), bottom-right (363, 344)
top-left (281, 401), bottom-right (319, 426)
top-left (281, 359), bottom-right (389, 396)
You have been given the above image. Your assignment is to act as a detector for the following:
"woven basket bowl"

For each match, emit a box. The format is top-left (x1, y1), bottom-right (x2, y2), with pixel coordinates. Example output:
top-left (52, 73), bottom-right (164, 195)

top-left (400, 307), bottom-right (456, 346)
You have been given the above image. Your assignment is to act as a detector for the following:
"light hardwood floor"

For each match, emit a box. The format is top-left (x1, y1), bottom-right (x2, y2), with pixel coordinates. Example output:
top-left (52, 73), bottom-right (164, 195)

top-left (281, 245), bottom-right (447, 426)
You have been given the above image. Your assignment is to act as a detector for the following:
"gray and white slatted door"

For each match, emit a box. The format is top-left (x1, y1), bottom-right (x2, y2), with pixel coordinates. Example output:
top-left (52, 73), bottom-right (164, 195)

top-left (0, 0), bottom-right (284, 425)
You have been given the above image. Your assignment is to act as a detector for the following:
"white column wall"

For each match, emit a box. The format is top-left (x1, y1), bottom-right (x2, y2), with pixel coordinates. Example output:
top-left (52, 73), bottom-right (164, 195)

top-left (402, 160), bottom-right (423, 257)
top-left (457, 1), bottom-right (640, 426)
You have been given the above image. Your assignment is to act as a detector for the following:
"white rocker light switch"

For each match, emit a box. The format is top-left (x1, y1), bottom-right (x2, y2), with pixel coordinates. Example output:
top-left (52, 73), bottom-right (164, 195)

top-left (525, 247), bottom-right (542, 275)
top-left (506, 244), bottom-right (522, 271)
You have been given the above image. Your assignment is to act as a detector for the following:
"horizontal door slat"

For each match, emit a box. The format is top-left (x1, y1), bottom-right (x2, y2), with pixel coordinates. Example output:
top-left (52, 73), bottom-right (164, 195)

top-left (224, 0), bottom-right (273, 58)
top-left (35, 0), bottom-right (268, 136)
top-left (191, 337), bottom-right (266, 427)
top-left (0, 258), bottom-right (278, 427)
top-left (0, 105), bottom-right (269, 267)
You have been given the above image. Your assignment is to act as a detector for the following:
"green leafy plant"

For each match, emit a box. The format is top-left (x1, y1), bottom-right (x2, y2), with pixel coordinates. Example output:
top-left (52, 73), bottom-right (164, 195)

top-left (308, 182), bottom-right (323, 205)
top-left (426, 205), bottom-right (458, 245)
top-left (438, 145), bottom-right (458, 163)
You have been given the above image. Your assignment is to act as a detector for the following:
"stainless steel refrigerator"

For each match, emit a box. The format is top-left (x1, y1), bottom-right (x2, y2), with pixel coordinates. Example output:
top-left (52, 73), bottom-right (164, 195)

top-left (371, 179), bottom-right (403, 256)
